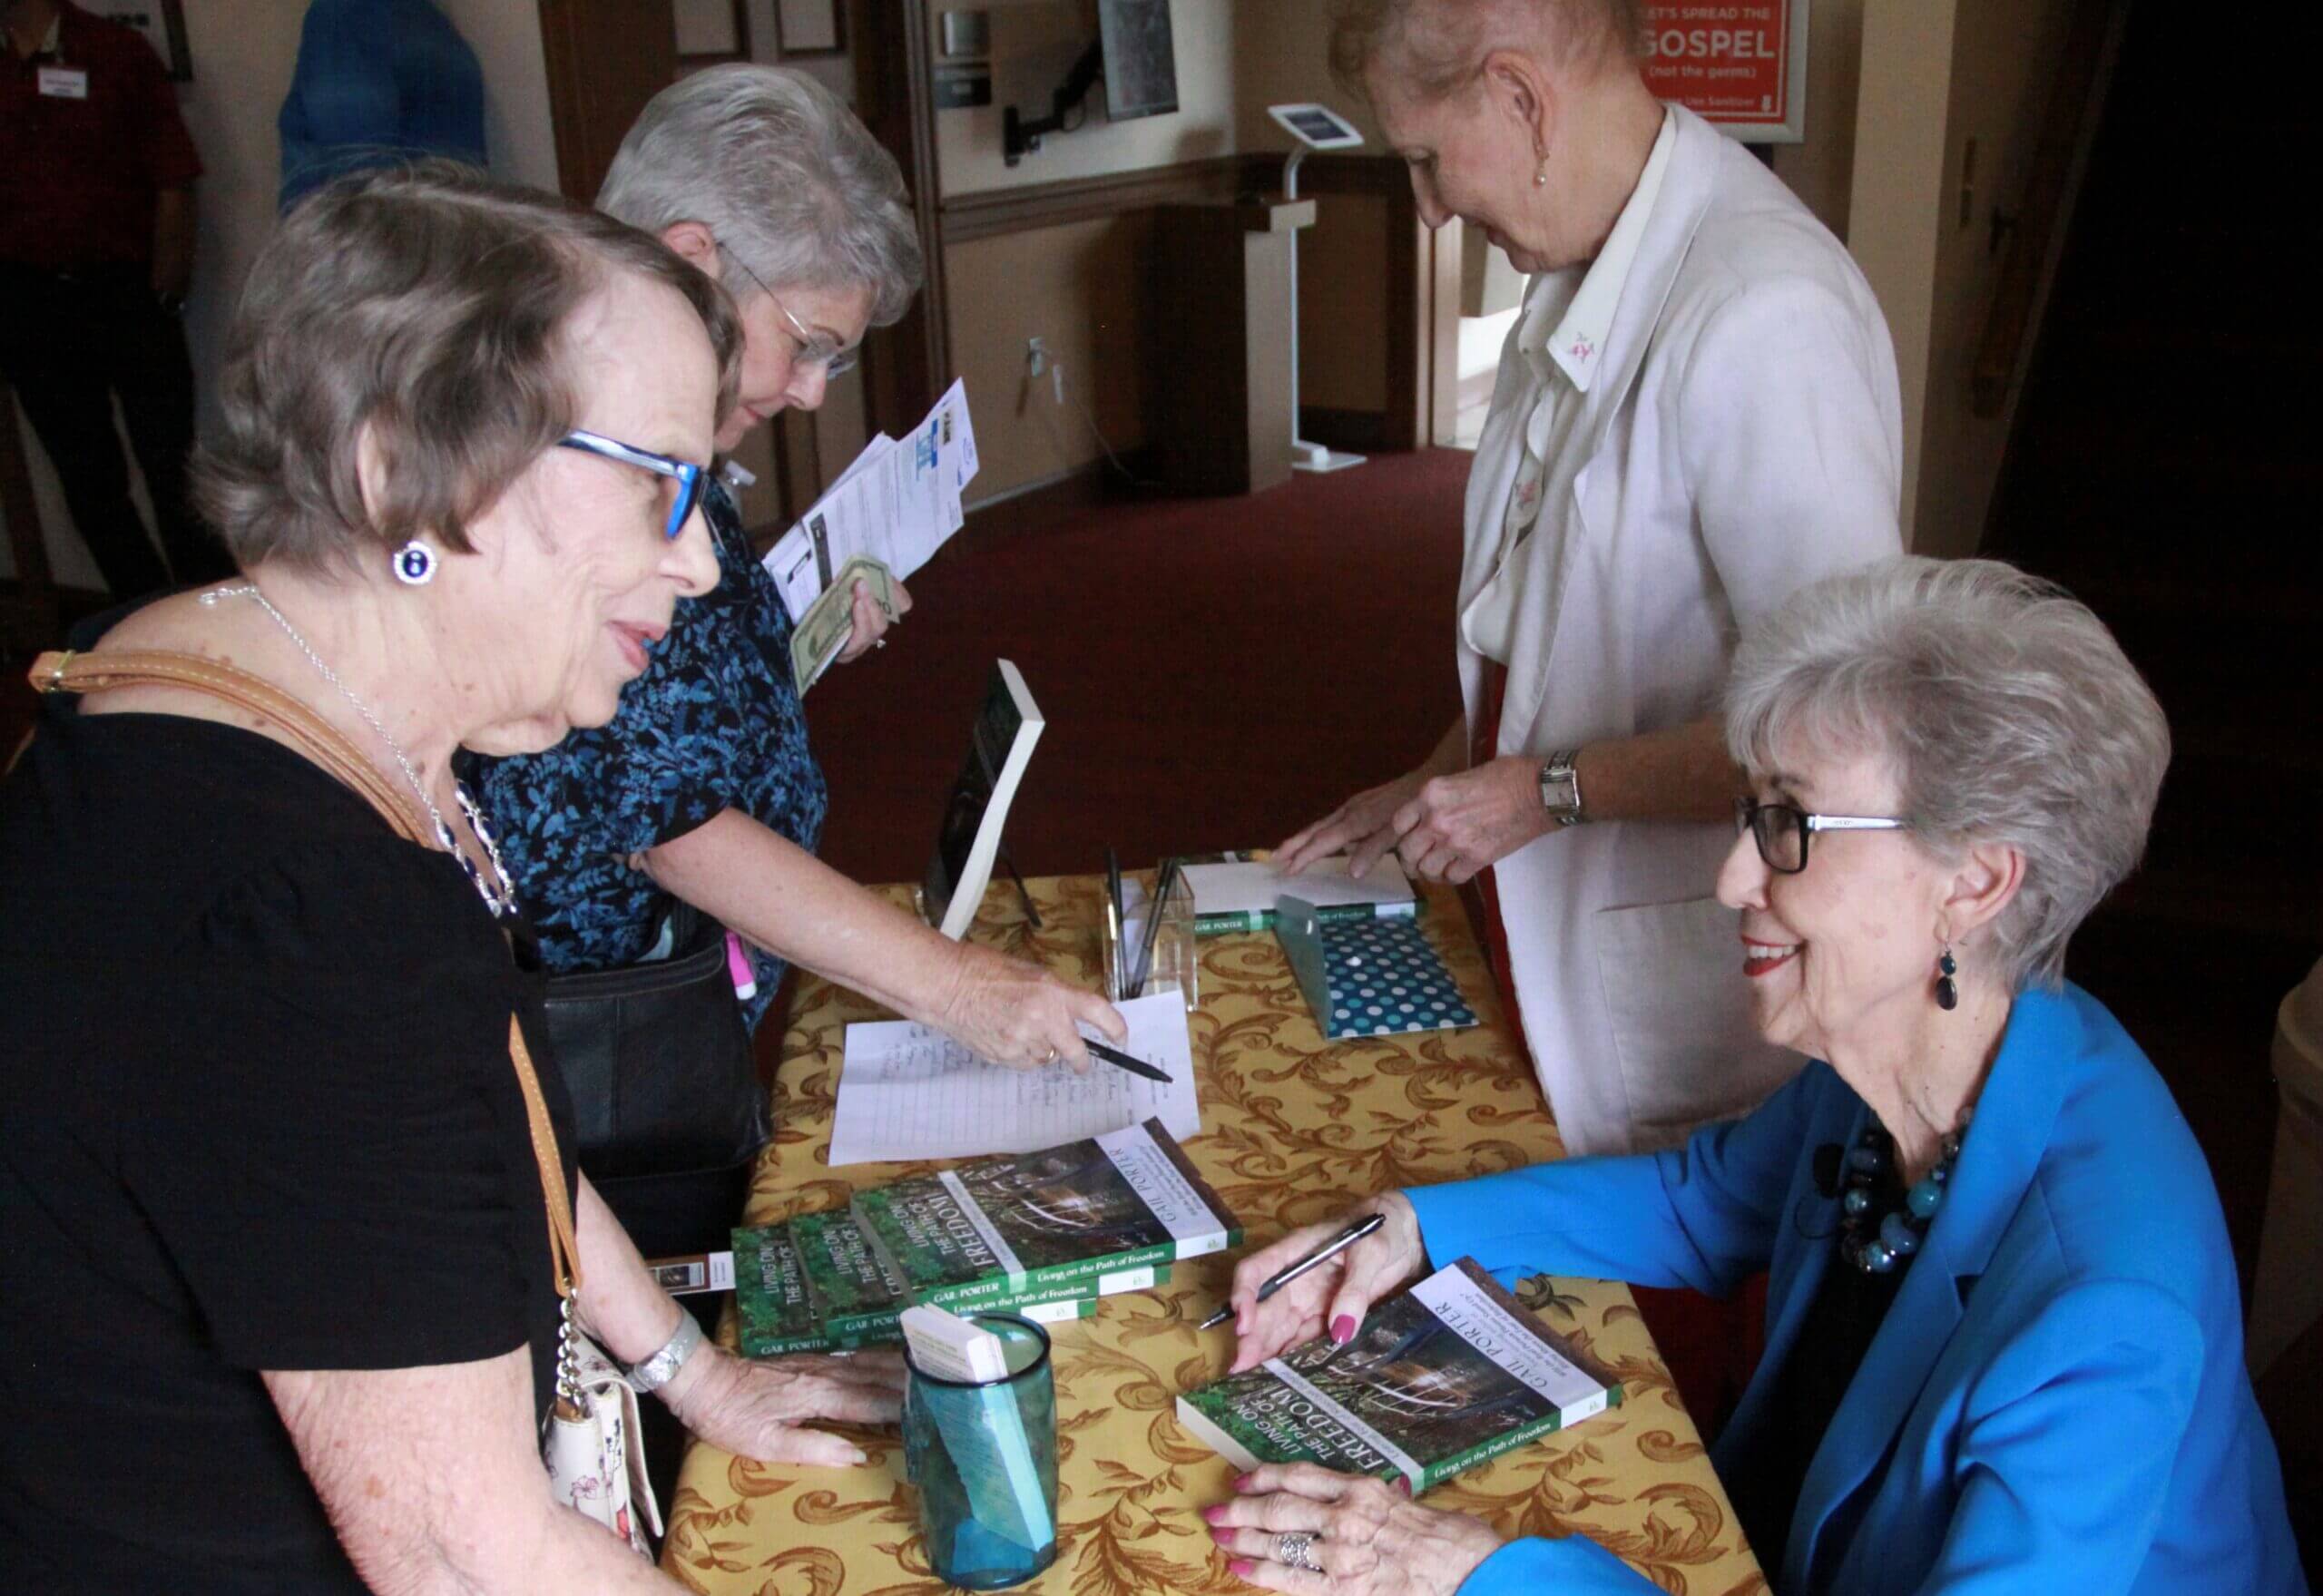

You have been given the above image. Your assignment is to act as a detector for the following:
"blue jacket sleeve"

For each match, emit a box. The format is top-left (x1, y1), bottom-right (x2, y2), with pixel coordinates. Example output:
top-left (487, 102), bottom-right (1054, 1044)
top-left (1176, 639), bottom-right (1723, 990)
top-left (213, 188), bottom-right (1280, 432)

top-left (1405, 1061), bottom-right (1824, 1295)
top-left (1461, 1531), bottom-right (1663, 1593)
top-left (1907, 1279), bottom-right (2204, 1595)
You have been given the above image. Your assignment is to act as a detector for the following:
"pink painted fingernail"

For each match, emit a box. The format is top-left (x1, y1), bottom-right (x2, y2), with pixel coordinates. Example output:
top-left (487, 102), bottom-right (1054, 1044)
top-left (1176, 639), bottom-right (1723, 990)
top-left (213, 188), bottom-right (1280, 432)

top-left (1210, 1525), bottom-right (1234, 1544)
top-left (1232, 1473), bottom-right (1257, 1492)
top-left (1230, 1560), bottom-right (1255, 1578)
top-left (1201, 1503), bottom-right (1229, 1524)
top-left (1330, 1315), bottom-right (1356, 1344)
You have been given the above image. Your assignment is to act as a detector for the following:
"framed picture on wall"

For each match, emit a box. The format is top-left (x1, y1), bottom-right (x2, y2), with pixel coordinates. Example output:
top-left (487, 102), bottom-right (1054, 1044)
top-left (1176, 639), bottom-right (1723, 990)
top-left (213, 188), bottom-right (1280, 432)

top-left (775, 0), bottom-right (845, 57)
top-left (674, 0), bottom-right (750, 65)
top-left (94, 1), bottom-right (191, 83)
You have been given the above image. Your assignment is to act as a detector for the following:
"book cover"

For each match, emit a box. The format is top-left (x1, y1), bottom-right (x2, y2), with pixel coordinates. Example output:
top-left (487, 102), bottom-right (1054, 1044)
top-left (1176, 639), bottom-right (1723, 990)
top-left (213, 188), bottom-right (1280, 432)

top-left (732, 1222), bottom-right (834, 1358)
top-left (921, 661), bottom-right (1044, 941)
top-left (854, 1119), bottom-right (1240, 1310)
top-left (1173, 1258), bottom-right (1619, 1493)
top-left (793, 1208), bottom-right (915, 1345)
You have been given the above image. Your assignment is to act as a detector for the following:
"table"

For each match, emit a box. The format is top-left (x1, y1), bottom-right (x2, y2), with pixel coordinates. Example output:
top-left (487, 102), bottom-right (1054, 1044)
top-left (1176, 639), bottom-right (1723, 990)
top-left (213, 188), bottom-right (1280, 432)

top-left (662, 876), bottom-right (1765, 1595)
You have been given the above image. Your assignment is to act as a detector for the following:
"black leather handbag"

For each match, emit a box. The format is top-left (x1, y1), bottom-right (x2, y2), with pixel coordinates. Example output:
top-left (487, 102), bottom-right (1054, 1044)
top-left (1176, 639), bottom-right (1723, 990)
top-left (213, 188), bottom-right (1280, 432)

top-left (541, 901), bottom-right (769, 1261)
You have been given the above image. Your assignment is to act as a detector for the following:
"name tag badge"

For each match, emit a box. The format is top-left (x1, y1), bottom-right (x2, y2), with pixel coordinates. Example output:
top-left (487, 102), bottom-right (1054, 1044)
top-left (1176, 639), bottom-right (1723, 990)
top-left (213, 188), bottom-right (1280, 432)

top-left (37, 66), bottom-right (90, 100)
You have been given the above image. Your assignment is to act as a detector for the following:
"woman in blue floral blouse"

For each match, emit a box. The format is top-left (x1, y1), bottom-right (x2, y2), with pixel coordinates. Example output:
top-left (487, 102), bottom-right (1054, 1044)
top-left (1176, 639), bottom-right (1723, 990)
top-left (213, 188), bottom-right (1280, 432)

top-left (475, 66), bottom-right (1123, 1065)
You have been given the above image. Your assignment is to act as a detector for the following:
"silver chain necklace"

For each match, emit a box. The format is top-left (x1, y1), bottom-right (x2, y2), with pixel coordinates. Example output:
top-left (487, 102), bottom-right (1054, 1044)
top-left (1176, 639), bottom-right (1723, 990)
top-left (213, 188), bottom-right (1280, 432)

top-left (201, 583), bottom-right (518, 917)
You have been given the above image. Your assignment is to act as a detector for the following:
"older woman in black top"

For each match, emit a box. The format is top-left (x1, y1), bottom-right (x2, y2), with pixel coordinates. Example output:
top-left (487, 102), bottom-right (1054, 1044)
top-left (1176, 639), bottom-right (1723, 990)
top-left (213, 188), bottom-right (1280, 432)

top-left (0, 169), bottom-right (898, 1593)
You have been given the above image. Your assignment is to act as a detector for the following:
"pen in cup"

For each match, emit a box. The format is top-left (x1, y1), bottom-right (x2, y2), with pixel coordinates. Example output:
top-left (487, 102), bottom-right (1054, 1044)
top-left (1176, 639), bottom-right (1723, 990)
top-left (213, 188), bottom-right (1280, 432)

top-left (1200, 1212), bottom-right (1387, 1331)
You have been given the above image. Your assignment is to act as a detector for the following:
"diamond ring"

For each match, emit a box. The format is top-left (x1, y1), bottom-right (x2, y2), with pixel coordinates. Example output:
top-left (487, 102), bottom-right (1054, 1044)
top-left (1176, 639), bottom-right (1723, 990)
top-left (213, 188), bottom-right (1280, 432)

top-left (1274, 1532), bottom-right (1323, 1572)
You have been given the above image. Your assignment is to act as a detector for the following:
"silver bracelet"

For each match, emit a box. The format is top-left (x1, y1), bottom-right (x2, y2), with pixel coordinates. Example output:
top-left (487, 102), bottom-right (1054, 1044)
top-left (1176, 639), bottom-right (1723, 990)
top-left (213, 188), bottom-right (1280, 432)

top-left (626, 1309), bottom-right (708, 1394)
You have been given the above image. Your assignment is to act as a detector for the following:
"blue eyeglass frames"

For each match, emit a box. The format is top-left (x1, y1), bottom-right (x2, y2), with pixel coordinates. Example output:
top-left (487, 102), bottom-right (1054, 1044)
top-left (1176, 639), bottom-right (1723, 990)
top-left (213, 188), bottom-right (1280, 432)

top-left (558, 430), bottom-right (709, 541)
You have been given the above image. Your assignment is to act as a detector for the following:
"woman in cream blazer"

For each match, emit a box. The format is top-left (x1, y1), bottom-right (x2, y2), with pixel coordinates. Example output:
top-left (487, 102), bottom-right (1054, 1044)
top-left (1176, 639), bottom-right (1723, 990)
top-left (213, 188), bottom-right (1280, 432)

top-left (1279, 0), bottom-right (1904, 1154)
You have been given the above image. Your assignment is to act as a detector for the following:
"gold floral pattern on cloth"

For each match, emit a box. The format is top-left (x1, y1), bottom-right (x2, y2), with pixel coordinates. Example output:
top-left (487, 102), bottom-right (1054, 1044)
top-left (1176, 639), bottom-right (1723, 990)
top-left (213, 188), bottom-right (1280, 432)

top-left (663, 876), bottom-right (1765, 1596)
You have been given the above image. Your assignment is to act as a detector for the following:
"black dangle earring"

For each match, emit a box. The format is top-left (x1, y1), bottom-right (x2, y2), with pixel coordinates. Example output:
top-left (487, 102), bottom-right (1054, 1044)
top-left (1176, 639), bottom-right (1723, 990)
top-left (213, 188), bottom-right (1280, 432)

top-left (1936, 945), bottom-right (1959, 1012)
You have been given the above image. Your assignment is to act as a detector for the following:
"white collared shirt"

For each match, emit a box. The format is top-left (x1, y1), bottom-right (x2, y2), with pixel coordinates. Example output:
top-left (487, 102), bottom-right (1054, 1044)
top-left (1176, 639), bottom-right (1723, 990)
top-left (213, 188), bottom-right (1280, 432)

top-left (1464, 107), bottom-right (1678, 666)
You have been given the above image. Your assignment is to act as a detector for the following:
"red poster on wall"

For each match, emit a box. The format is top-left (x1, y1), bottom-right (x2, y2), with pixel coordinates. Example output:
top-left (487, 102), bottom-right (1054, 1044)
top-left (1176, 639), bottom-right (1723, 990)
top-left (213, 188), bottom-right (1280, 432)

top-left (1640, 0), bottom-right (1808, 143)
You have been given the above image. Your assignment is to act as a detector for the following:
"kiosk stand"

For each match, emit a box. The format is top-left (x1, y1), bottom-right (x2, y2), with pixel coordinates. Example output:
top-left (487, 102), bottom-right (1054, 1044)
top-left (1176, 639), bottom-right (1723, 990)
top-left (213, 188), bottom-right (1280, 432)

top-left (1269, 103), bottom-right (1368, 475)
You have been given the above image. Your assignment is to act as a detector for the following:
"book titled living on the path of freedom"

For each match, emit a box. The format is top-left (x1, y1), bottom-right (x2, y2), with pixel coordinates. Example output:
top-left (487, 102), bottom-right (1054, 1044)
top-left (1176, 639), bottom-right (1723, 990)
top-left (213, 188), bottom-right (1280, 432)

top-left (731, 1210), bottom-right (1141, 1357)
top-left (1173, 1258), bottom-right (1620, 1494)
top-left (852, 1119), bottom-right (1240, 1313)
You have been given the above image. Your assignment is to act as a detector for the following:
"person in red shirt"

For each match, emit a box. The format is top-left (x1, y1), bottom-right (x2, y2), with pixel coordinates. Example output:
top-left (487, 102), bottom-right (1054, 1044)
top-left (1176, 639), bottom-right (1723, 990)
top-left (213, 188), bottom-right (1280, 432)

top-left (1, 0), bottom-right (229, 597)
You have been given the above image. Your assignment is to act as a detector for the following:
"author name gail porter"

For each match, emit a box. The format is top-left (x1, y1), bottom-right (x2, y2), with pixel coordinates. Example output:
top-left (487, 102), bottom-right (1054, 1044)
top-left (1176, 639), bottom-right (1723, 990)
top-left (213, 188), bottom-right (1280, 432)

top-left (1205, 559), bottom-right (2306, 1596)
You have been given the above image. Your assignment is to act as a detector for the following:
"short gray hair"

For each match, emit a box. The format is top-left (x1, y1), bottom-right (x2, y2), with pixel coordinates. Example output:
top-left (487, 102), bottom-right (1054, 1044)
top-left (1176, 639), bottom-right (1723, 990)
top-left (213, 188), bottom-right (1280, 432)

top-left (1329, 0), bottom-right (1646, 100)
top-left (1725, 557), bottom-right (2171, 993)
top-left (598, 64), bottom-right (923, 326)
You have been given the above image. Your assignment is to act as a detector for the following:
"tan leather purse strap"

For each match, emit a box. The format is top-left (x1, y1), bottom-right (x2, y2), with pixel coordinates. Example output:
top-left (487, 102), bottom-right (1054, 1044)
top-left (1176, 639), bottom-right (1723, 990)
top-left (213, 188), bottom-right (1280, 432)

top-left (31, 650), bottom-right (427, 843)
top-left (26, 647), bottom-right (582, 1301)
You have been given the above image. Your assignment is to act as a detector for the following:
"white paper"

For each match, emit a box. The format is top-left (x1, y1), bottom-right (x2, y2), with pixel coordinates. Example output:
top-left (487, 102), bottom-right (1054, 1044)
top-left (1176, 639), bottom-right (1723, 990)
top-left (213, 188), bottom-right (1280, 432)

top-left (760, 380), bottom-right (980, 622)
top-left (828, 993), bottom-right (1199, 1166)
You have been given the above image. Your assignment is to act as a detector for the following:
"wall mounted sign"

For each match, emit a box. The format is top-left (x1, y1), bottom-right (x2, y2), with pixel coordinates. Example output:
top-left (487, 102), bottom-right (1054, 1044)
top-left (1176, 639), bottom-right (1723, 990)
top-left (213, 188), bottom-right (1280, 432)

top-left (1639, 0), bottom-right (1808, 143)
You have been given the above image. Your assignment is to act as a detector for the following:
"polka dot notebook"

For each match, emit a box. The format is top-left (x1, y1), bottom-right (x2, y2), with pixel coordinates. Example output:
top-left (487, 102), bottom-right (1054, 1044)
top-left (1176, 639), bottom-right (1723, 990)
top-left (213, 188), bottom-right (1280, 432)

top-left (1277, 897), bottom-right (1479, 1040)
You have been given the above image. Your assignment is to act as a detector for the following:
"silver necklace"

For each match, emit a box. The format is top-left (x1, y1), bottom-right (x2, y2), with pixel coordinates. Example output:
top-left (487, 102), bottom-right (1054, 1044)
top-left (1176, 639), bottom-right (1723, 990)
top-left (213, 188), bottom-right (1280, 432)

top-left (201, 583), bottom-right (518, 917)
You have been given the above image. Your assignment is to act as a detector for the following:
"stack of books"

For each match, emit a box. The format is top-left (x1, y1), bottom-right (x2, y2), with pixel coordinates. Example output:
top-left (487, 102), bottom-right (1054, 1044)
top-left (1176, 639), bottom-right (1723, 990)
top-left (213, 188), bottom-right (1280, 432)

top-left (737, 1119), bottom-right (1240, 1357)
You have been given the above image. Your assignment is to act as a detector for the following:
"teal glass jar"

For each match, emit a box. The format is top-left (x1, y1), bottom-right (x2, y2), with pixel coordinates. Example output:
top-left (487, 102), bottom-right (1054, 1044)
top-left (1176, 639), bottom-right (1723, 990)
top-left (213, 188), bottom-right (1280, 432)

top-left (902, 1312), bottom-right (1060, 1589)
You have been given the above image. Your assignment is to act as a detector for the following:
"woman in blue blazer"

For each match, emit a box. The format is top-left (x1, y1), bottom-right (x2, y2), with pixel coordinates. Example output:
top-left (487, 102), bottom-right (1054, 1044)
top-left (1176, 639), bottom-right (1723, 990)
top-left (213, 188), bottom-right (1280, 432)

top-left (1207, 559), bottom-right (2306, 1595)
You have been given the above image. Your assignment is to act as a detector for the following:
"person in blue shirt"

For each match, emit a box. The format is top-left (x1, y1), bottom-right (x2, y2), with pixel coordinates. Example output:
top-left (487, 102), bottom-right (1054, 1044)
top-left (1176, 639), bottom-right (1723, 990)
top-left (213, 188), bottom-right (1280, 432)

top-left (278, 0), bottom-right (485, 211)
top-left (1204, 558), bottom-right (2306, 1595)
top-left (474, 66), bottom-right (1121, 1062)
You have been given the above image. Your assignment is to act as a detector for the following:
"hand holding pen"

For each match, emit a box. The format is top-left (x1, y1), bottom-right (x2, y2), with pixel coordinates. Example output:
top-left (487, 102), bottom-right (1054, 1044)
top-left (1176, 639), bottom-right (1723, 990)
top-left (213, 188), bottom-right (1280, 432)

top-left (1213, 1194), bottom-right (1428, 1373)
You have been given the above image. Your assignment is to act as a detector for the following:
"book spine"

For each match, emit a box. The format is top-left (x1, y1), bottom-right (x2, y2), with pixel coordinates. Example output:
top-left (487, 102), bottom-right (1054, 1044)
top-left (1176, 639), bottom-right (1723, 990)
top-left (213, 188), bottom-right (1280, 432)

top-left (1418, 1407), bottom-right (1572, 1492)
top-left (1194, 908), bottom-right (1269, 936)
top-left (915, 1239), bottom-right (1181, 1309)
top-left (1194, 901), bottom-right (1421, 936)
top-left (742, 1326), bottom-right (839, 1357)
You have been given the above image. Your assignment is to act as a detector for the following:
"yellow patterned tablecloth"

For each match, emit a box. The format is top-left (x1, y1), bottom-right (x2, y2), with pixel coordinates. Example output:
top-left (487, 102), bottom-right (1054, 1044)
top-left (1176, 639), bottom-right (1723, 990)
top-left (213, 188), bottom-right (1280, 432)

top-left (663, 876), bottom-right (1764, 1596)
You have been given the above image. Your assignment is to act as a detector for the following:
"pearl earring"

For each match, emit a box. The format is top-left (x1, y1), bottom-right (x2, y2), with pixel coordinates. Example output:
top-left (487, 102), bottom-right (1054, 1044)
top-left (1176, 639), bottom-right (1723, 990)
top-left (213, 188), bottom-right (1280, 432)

top-left (1534, 162), bottom-right (1549, 187)
top-left (392, 539), bottom-right (437, 586)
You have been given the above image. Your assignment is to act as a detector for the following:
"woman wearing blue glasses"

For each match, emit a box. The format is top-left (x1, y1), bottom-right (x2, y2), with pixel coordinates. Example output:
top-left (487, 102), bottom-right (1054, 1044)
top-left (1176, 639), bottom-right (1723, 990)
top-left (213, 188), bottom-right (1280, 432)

top-left (473, 64), bottom-right (1126, 1094)
top-left (1201, 560), bottom-right (2304, 1596)
top-left (2, 165), bottom-right (911, 1594)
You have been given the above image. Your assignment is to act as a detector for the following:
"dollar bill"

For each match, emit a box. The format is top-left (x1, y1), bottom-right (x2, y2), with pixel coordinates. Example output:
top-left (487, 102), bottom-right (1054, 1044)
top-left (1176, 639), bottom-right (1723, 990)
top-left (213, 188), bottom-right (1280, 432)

top-left (789, 556), bottom-right (897, 695)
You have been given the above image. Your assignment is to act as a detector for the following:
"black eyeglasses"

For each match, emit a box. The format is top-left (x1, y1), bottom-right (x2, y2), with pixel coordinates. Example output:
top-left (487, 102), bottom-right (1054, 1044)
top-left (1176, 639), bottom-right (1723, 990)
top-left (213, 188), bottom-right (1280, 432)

top-left (558, 430), bottom-right (708, 541)
top-left (1734, 797), bottom-right (1910, 875)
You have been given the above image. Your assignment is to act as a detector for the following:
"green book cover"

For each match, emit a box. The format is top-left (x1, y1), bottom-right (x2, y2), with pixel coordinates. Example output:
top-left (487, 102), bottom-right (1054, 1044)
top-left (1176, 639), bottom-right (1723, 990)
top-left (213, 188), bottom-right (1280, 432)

top-left (731, 1221), bottom-right (834, 1358)
top-left (793, 1209), bottom-right (914, 1344)
top-left (853, 1118), bottom-right (1240, 1311)
top-left (1194, 899), bottom-right (1426, 937)
top-left (1173, 1258), bottom-right (1620, 1493)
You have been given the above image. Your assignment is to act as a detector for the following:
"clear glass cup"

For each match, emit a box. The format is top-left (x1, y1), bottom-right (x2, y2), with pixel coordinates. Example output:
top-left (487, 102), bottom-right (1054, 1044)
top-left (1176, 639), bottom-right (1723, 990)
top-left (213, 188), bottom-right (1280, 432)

top-left (902, 1313), bottom-right (1060, 1589)
top-left (1103, 867), bottom-right (1198, 1009)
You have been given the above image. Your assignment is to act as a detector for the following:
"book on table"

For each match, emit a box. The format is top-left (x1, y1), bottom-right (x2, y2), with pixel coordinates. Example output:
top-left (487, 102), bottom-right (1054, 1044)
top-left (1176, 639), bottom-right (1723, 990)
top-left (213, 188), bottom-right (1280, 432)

top-left (920, 661), bottom-right (1043, 941)
top-left (853, 1119), bottom-right (1240, 1313)
top-left (1173, 1258), bottom-right (1620, 1493)
top-left (1181, 854), bottom-right (1418, 935)
top-left (732, 1209), bottom-right (1152, 1357)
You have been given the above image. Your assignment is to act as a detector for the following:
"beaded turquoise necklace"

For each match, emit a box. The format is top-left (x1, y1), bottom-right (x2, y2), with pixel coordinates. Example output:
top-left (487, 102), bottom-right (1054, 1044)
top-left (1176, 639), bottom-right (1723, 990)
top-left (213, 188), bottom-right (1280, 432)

top-left (1838, 1111), bottom-right (1969, 1274)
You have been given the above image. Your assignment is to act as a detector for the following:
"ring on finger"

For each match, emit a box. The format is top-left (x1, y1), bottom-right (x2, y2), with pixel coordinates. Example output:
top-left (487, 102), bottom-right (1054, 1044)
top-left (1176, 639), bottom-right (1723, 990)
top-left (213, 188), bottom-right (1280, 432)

top-left (1273, 1532), bottom-right (1323, 1573)
top-left (1039, 1045), bottom-right (1059, 1065)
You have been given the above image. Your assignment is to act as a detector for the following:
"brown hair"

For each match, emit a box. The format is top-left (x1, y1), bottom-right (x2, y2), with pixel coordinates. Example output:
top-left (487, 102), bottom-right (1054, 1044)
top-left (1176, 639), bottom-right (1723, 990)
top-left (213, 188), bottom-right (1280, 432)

top-left (1328, 0), bottom-right (1646, 103)
top-left (196, 162), bottom-right (742, 573)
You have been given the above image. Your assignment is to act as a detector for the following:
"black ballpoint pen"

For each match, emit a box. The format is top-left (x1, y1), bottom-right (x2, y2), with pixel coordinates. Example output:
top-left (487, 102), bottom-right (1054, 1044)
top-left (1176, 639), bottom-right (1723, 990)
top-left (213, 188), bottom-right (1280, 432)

top-left (1083, 1037), bottom-right (1171, 1083)
top-left (1200, 1212), bottom-right (1387, 1330)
